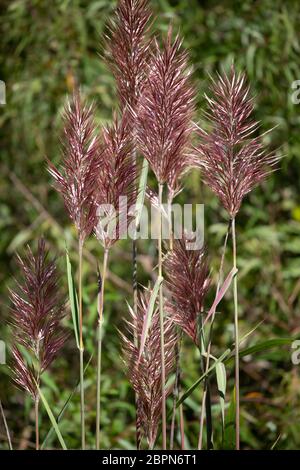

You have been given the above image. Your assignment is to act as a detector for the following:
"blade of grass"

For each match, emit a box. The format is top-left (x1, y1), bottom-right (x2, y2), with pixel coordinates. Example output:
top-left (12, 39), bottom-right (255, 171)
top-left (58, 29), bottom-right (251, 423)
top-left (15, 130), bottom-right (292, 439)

top-left (37, 386), bottom-right (67, 450)
top-left (175, 349), bottom-right (231, 410)
top-left (41, 355), bottom-right (93, 449)
top-left (174, 337), bottom-right (295, 411)
top-left (66, 247), bottom-right (80, 349)
top-left (216, 362), bottom-right (227, 435)
top-left (138, 275), bottom-right (163, 361)
top-left (204, 267), bottom-right (238, 326)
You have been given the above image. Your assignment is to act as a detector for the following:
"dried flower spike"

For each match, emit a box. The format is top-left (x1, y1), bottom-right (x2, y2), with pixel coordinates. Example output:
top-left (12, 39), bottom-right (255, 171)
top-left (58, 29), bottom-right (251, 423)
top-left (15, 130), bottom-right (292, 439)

top-left (164, 236), bottom-right (210, 345)
top-left (94, 113), bottom-right (137, 248)
top-left (48, 91), bottom-right (101, 244)
top-left (135, 28), bottom-right (196, 194)
top-left (105, 0), bottom-right (152, 111)
top-left (121, 290), bottom-right (176, 448)
top-left (195, 66), bottom-right (279, 217)
top-left (10, 239), bottom-right (66, 399)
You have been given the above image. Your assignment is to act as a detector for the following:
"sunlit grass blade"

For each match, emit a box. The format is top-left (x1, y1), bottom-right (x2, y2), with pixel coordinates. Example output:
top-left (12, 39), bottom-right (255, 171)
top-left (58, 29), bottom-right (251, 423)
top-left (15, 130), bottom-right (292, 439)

top-left (216, 362), bottom-right (227, 434)
top-left (204, 267), bottom-right (238, 326)
top-left (66, 246), bottom-right (80, 349)
top-left (138, 276), bottom-right (163, 361)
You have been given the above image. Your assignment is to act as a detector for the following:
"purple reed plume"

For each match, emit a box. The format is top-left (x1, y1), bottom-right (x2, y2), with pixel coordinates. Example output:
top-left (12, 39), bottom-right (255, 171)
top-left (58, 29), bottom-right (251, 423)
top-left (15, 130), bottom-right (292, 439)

top-left (48, 91), bottom-right (101, 245)
top-left (164, 236), bottom-right (211, 345)
top-left (121, 290), bottom-right (176, 449)
top-left (10, 239), bottom-right (67, 399)
top-left (195, 66), bottom-right (279, 218)
top-left (105, 0), bottom-right (152, 112)
top-left (94, 113), bottom-right (137, 248)
top-left (135, 28), bottom-right (196, 196)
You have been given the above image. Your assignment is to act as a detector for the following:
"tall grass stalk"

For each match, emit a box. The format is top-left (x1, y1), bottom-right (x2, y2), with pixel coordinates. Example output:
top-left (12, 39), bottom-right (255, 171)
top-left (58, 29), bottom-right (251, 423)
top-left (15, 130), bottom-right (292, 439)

top-left (0, 400), bottom-right (12, 450)
top-left (198, 223), bottom-right (230, 449)
top-left (232, 217), bottom-right (240, 449)
top-left (158, 182), bottom-right (166, 449)
top-left (168, 192), bottom-right (185, 450)
top-left (96, 248), bottom-right (109, 450)
top-left (78, 239), bottom-right (85, 450)
top-left (35, 396), bottom-right (40, 450)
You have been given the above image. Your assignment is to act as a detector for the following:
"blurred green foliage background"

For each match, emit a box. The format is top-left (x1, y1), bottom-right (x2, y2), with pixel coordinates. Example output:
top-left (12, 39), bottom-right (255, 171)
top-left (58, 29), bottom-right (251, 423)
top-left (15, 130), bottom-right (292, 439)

top-left (1, 0), bottom-right (300, 450)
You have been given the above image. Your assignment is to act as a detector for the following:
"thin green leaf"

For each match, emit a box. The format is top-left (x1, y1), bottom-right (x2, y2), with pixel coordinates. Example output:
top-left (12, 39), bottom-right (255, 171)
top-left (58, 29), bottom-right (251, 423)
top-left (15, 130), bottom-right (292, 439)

top-left (175, 349), bottom-right (231, 409)
top-left (216, 362), bottom-right (227, 433)
top-left (173, 338), bottom-right (295, 416)
top-left (38, 386), bottom-right (67, 450)
top-left (66, 247), bottom-right (80, 349)
top-left (138, 276), bottom-right (163, 360)
top-left (226, 338), bottom-right (294, 363)
top-left (204, 267), bottom-right (238, 325)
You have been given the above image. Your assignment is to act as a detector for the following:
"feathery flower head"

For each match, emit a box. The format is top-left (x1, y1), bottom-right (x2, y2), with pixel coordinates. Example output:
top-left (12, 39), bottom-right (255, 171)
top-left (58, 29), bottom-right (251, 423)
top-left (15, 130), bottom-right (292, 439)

top-left (105, 0), bottom-right (152, 110)
top-left (164, 236), bottom-right (210, 344)
top-left (94, 113), bottom-right (137, 248)
top-left (121, 289), bottom-right (176, 448)
top-left (196, 66), bottom-right (279, 218)
top-left (48, 91), bottom-right (101, 244)
top-left (135, 28), bottom-right (196, 193)
top-left (10, 239), bottom-right (67, 399)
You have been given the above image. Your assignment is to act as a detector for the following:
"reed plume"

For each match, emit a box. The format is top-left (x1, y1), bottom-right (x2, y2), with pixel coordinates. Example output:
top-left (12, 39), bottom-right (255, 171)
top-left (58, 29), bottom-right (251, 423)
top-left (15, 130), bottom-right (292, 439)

top-left (48, 91), bottom-right (101, 244)
top-left (164, 235), bottom-right (213, 449)
top-left (10, 239), bottom-right (66, 449)
top-left (121, 289), bottom-right (176, 449)
top-left (105, 0), bottom-right (152, 112)
top-left (134, 28), bottom-right (196, 448)
top-left (48, 91), bottom-right (101, 449)
top-left (94, 114), bottom-right (137, 249)
top-left (105, 5), bottom-right (153, 446)
top-left (135, 28), bottom-right (196, 195)
top-left (195, 66), bottom-right (279, 449)
top-left (195, 67), bottom-right (278, 218)
top-left (164, 237), bottom-right (211, 345)
top-left (94, 112), bottom-right (137, 449)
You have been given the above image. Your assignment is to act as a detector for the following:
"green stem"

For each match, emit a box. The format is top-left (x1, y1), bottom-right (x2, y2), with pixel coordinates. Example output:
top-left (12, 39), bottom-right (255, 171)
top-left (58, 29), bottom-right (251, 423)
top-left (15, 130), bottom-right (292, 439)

top-left (168, 191), bottom-right (185, 450)
top-left (35, 396), bottom-right (39, 450)
top-left (0, 400), bottom-right (12, 450)
top-left (96, 247), bottom-right (109, 450)
top-left (232, 217), bottom-right (240, 450)
top-left (158, 182), bottom-right (167, 450)
top-left (198, 222), bottom-right (230, 450)
top-left (78, 239), bottom-right (85, 450)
